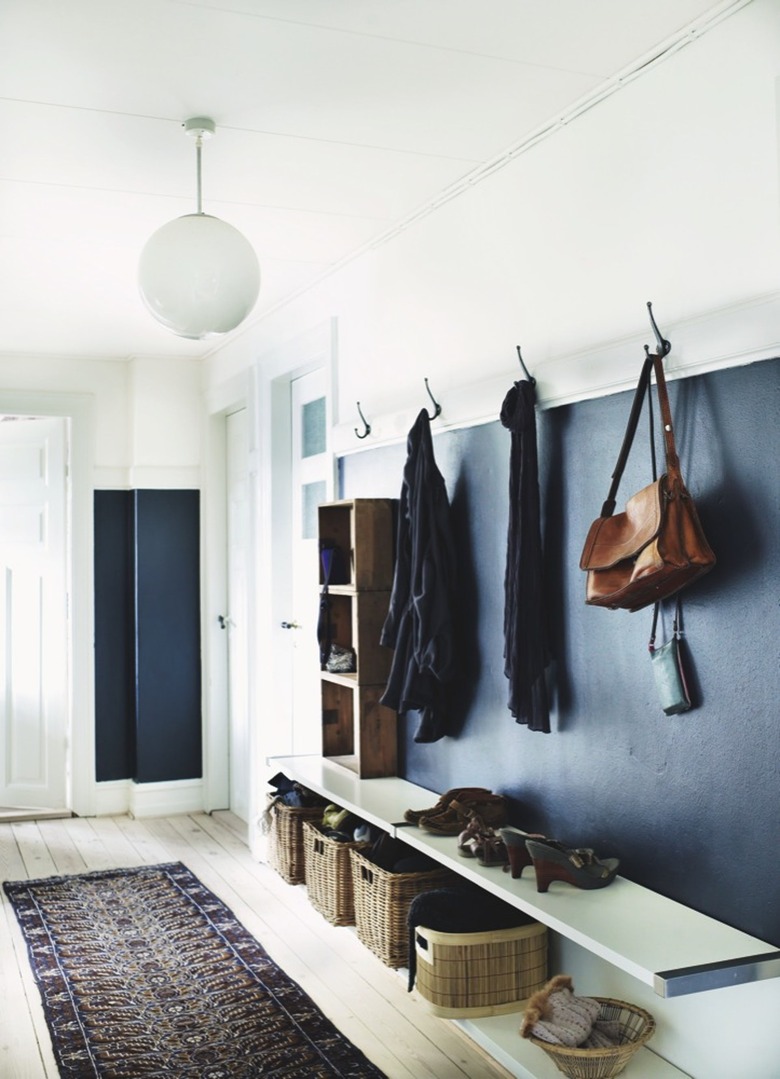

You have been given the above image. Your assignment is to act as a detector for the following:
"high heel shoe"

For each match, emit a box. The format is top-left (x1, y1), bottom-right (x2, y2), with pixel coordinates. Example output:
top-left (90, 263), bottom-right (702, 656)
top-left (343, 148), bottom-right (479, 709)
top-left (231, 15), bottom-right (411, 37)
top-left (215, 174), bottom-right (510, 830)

top-left (525, 838), bottom-right (620, 893)
top-left (499, 826), bottom-right (544, 879)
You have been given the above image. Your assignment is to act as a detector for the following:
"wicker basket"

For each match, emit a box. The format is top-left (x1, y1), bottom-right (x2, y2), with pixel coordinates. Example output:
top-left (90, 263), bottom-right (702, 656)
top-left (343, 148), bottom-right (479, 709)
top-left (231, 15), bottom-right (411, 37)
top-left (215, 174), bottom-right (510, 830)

top-left (302, 821), bottom-right (369, 926)
top-left (527, 998), bottom-right (656, 1079)
top-left (414, 921), bottom-right (548, 1018)
top-left (265, 797), bottom-right (324, 885)
top-left (350, 847), bottom-right (458, 968)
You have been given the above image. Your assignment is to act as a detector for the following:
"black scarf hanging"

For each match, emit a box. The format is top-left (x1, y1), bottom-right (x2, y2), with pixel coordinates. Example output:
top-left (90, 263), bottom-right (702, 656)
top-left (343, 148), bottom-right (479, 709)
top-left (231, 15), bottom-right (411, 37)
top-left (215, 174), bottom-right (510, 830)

top-left (500, 378), bottom-right (551, 733)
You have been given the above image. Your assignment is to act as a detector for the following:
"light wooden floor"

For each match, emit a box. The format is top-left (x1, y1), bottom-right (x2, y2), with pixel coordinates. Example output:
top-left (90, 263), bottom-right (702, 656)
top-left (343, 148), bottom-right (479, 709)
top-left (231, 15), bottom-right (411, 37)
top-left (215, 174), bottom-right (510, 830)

top-left (0, 811), bottom-right (513, 1079)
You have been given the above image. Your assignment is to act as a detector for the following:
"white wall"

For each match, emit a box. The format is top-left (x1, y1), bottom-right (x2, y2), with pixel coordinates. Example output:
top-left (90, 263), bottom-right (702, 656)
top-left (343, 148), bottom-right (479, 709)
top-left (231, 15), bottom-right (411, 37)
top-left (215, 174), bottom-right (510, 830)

top-left (200, 4), bottom-right (780, 1076)
top-left (0, 353), bottom-right (202, 486)
top-left (127, 355), bottom-right (203, 488)
top-left (0, 354), bottom-right (128, 478)
top-left (0, 353), bottom-right (203, 816)
top-left (205, 0), bottom-right (780, 417)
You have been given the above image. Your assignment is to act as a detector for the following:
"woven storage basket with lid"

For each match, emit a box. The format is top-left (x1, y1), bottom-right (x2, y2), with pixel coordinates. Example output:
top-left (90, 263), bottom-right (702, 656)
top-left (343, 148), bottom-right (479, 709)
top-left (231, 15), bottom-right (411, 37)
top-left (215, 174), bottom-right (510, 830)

top-left (527, 997), bottom-right (656, 1079)
top-left (349, 847), bottom-right (458, 968)
top-left (414, 921), bottom-right (548, 1018)
top-left (302, 820), bottom-right (368, 926)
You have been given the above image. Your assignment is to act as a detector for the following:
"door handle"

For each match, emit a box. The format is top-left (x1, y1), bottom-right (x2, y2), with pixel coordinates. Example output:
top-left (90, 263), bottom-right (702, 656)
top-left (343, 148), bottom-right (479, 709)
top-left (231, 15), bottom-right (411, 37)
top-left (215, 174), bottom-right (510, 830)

top-left (218, 615), bottom-right (235, 630)
top-left (281, 620), bottom-right (301, 630)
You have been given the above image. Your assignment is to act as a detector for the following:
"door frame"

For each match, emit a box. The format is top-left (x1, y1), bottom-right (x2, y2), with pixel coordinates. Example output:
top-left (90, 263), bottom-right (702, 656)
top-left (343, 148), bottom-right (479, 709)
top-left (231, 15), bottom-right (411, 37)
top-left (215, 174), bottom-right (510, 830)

top-left (248, 318), bottom-right (337, 855)
top-left (202, 370), bottom-right (250, 815)
top-left (0, 390), bottom-right (95, 816)
top-left (203, 320), bottom-right (336, 845)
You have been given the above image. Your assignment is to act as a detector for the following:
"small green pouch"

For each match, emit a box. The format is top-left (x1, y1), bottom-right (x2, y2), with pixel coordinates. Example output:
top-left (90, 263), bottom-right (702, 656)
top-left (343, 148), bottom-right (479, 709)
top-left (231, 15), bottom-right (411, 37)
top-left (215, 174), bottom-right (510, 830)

top-left (649, 599), bottom-right (691, 716)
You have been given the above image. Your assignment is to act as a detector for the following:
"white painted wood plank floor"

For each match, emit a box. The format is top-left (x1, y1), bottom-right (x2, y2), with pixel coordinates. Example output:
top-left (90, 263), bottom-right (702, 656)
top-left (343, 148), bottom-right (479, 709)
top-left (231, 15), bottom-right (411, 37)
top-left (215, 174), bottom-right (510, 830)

top-left (0, 812), bottom-right (514, 1079)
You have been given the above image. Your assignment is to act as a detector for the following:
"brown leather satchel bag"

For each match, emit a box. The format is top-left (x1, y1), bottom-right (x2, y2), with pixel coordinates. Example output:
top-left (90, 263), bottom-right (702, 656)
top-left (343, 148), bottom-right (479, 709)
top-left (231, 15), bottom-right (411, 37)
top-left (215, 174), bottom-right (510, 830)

top-left (580, 350), bottom-right (715, 612)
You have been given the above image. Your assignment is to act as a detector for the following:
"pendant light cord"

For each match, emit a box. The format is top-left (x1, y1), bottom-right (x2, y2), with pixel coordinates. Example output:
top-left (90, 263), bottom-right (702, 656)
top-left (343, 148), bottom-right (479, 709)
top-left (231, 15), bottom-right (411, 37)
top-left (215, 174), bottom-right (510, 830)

top-left (195, 135), bottom-right (203, 215)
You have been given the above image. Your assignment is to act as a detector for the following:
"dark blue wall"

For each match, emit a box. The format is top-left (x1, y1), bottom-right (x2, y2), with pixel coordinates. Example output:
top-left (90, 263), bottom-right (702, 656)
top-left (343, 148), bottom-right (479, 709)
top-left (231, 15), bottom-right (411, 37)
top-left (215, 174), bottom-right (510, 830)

top-left (94, 491), bottom-right (134, 781)
top-left (342, 357), bottom-right (780, 947)
top-left (94, 489), bottom-right (202, 784)
top-left (132, 490), bottom-right (202, 783)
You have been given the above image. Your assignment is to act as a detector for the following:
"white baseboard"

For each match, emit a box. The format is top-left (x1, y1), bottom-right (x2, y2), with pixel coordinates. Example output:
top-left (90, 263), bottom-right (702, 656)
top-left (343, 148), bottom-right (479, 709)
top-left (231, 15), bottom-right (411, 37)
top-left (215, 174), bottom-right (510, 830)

top-left (94, 780), bottom-right (132, 816)
top-left (130, 778), bottom-right (204, 818)
top-left (94, 778), bottom-right (205, 819)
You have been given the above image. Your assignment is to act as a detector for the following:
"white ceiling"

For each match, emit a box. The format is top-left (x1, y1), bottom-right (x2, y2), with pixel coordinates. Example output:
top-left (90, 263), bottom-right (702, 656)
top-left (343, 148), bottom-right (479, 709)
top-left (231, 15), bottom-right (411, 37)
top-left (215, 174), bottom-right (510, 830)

top-left (0, 0), bottom-right (732, 360)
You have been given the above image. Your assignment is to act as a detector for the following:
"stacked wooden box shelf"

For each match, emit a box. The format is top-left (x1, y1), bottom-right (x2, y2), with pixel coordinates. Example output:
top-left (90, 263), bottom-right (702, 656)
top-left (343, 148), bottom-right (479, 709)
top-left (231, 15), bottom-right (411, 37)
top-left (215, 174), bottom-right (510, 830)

top-left (318, 498), bottom-right (397, 778)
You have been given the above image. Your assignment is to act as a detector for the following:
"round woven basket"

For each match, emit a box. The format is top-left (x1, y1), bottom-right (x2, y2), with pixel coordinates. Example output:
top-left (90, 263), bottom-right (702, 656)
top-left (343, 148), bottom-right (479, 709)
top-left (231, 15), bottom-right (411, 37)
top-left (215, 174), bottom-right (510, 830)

top-left (527, 998), bottom-right (656, 1079)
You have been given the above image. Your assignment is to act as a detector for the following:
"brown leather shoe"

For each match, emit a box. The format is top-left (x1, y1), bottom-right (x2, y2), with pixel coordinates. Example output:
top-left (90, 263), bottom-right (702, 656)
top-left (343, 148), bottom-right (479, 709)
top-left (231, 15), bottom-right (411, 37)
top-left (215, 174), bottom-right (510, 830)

top-left (419, 795), bottom-right (508, 835)
top-left (403, 786), bottom-right (491, 826)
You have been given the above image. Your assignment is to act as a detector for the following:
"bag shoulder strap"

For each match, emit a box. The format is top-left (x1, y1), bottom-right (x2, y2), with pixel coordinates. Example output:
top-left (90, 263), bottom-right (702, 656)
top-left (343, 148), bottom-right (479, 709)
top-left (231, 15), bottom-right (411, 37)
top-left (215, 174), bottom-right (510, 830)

top-left (651, 353), bottom-right (682, 485)
top-left (600, 348), bottom-right (682, 518)
top-left (600, 352), bottom-right (654, 517)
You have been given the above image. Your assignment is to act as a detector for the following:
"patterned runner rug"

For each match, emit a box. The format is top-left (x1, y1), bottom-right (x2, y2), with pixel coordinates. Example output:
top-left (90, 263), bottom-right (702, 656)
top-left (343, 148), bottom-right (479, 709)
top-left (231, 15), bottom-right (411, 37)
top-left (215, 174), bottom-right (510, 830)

top-left (4, 861), bottom-right (385, 1078)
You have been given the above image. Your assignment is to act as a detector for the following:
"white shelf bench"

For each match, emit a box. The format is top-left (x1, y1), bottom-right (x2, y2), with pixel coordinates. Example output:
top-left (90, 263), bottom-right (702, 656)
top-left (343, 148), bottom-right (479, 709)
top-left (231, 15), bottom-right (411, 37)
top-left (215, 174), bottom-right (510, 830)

top-left (268, 754), bottom-right (779, 1078)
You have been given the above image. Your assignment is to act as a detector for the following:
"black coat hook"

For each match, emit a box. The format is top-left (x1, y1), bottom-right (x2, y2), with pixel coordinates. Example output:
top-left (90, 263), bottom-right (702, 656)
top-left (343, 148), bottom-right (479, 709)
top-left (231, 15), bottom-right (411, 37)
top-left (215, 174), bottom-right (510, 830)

top-left (645, 301), bottom-right (671, 358)
top-left (515, 345), bottom-right (536, 385)
top-left (354, 401), bottom-right (371, 440)
top-left (424, 377), bottom-right (442, 419)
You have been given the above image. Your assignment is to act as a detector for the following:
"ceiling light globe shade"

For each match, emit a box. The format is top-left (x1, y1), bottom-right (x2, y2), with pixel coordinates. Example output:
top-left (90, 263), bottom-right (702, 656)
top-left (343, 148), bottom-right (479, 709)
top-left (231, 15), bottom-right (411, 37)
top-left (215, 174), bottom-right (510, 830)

top-left (138, 213), bottom-right (260, 339)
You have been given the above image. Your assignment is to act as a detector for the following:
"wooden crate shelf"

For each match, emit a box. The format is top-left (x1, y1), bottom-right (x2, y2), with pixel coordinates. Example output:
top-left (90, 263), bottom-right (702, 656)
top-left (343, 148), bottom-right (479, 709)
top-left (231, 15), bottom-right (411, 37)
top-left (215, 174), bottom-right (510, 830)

top-left (321, 679), bottom-right (397, 779)
top-left (318, 498), bottom-right (394, 591)
top-left (321, 589), bottom-right (392, 684)
top-left (318, 497), bottom-right (397, 778)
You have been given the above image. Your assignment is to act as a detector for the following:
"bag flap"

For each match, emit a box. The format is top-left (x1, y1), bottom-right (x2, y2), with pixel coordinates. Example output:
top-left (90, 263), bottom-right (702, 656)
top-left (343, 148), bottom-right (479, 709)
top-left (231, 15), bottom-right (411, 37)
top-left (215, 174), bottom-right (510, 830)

top-left (580, 479), bottom-right (664, 570)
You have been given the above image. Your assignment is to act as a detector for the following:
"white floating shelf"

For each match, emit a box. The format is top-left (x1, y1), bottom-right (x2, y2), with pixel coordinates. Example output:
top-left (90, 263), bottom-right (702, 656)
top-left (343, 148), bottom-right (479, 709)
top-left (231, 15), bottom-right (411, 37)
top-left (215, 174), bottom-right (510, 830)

top-left (269, 753), bottom-right (436, 831)
top-left (269, 755), bottom-right (778, 999)
top-left (269, 755), bottom-right (709, 1077)
top-left (455, 1013), bottom-right (690, 1079)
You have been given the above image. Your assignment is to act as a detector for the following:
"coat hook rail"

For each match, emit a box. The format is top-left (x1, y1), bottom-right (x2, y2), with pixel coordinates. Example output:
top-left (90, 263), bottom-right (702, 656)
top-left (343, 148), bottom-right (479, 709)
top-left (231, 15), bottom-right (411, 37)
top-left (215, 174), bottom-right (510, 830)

top-left (515, 345), bottom-right (536, 385)
top-left (424, 377), bottom-right (442, 419)
top-left (646, 301), bottom-right (671, 358)
top-left (354, 401), bottom-right (371, 440)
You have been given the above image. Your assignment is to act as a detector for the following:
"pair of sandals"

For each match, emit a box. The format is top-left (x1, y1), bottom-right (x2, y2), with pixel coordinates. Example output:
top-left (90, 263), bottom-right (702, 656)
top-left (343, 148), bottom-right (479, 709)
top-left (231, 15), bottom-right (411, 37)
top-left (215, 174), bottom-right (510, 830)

top-left (457, 811), bottom-right (509, 867)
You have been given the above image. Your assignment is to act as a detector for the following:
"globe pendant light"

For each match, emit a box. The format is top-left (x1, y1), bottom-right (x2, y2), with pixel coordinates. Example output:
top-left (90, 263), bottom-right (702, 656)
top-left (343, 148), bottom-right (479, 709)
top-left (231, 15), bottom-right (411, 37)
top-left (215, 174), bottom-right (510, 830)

top-left (138, 117), bottom-right (260, 339)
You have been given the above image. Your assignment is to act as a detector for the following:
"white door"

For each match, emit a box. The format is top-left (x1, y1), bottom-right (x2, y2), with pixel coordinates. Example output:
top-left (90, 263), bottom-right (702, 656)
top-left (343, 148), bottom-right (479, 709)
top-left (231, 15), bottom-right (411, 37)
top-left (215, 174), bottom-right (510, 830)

top-left (0, 416), bottom-right (69, 810)
top-left (226, 408), bottom-right (250, 821)
top-left (288, 370), bottom-right (332, 755)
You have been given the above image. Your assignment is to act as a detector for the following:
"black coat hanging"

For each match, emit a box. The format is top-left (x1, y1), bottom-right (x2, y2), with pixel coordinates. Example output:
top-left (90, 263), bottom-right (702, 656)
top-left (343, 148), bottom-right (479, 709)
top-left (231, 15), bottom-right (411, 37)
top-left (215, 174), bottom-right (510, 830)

top-left (380, 408), bottom-right (457, 743)
top-left (500, 349), bottom-right (550, 732)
